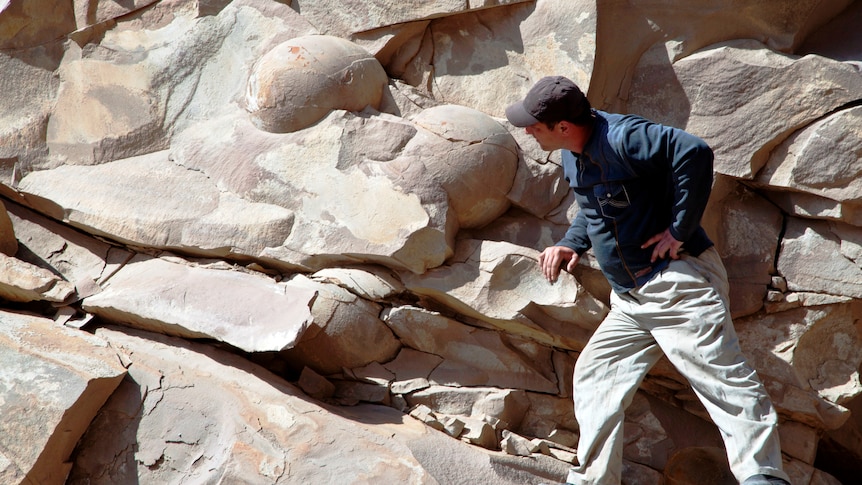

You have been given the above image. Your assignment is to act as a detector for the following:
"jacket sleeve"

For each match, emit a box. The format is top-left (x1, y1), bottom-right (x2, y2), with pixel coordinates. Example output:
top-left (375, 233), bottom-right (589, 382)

top-left (618, 118), bottom-right (714, 242)
top-left (557, 209), bottom-right (592, 255)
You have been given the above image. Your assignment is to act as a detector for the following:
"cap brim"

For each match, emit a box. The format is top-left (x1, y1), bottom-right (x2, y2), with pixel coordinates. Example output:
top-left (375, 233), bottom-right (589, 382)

top-left (505, 101), bottom-right (540, 127)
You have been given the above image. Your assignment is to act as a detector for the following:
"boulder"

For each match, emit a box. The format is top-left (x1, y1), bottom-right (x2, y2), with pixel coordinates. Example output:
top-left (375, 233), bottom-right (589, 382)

top-left (279, 275), bottom-right (401, 376)
top-left (246, 35), bottom-right (389, 133)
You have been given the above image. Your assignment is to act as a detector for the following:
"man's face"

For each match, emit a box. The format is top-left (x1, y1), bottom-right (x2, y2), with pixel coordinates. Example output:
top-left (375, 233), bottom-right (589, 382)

top-left (524, 121), bottom-right (563, 151)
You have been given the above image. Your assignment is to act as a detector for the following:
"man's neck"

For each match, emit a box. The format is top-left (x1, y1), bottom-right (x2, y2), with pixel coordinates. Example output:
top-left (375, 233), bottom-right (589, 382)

top-left (566, 123), bottom-right (594, 154)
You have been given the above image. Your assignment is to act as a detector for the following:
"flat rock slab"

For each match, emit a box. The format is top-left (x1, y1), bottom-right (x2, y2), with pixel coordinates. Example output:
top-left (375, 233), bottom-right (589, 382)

top-left (82, 255), bottom-right (317, 353)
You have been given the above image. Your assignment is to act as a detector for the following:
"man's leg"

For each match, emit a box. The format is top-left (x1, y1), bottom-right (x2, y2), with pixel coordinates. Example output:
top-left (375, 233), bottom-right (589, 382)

top-left (566, 294), bottom-right (664, 485)
top-left (636, 248), bottom-right (789, 483)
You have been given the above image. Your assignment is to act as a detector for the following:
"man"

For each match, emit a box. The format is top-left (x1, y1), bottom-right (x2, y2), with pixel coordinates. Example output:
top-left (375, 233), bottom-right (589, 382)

top-left (505, 76), bottom-right (791, 485)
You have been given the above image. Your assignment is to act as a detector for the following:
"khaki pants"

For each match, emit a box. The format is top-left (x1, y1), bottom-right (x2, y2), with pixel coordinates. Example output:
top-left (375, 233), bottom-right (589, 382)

top-left (566, 247), bottom-right (789, 484)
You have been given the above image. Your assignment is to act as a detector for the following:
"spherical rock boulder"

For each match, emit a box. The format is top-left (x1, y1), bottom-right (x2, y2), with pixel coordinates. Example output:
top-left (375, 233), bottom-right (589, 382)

top-left (245, 35), bottom-right (389, 133)
top-left (409, 105), bottom-right (519, 229)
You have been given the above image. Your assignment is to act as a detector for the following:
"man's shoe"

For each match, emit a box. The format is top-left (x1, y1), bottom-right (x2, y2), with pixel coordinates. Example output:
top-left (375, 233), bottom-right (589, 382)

top-left (742, 474), bottom-right (791, 485)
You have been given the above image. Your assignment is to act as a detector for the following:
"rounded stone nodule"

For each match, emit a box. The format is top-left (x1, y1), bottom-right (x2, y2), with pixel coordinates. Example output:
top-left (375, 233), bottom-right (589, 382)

top-left (245, 35), bottom-right (389, 134)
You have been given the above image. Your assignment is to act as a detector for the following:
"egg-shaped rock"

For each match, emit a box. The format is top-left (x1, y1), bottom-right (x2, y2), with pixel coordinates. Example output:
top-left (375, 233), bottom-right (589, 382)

top-left (246, 35), bottom-right (389, 133)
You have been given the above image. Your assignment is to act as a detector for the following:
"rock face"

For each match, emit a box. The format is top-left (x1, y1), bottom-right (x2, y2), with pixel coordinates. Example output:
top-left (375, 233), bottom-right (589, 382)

top-left (1, 1), bottom-right (861, 484)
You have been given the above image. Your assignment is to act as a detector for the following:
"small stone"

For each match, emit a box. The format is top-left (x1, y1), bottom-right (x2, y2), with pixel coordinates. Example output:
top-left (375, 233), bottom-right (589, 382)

top-left (298, 367), bottom-right (336, 400)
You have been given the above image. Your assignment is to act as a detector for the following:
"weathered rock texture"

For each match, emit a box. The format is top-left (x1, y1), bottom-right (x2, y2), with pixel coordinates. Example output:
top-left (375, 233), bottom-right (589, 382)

top-left (1, 0), bottom-right (860, 484)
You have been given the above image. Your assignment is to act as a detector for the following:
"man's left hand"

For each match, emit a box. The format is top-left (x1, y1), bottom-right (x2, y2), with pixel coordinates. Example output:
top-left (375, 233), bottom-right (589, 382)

top-left (642, 228), bottom-right (683, 263)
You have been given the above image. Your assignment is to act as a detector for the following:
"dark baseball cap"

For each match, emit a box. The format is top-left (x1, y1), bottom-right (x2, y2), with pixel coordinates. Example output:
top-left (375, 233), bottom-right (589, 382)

top-left (505, 76), bottom-right (590, 127)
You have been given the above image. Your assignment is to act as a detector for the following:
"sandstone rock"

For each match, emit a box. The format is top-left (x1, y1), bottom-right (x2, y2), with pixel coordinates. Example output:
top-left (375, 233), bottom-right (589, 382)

top-left (501, 429), bottom-right (540, 456)
top-left (297, 0), bottom-right (533, 39)
top-left (172, 103), bottom-right (517, 273)
top-left (19, 150), bottom-right (297, 257)
top-left (401, 238), bottom-right (608, 349)
top-left (703, 177), bottom-right (783, 317)
top-left (279, 275), bottom-right (401, 376)
top-left (407, 385), bottom-right (531, 434)
top-left (0, 310), bottom-right (126, 485)
top-left (246, 35), bottom-right (389, 133)
top-left (297, 366), bottom-right (336, 400)
top-left (0, 43), bottom-right (59, 181)
top-left (6, 199), bottom-right (126, 294)
top-left (610, 0), bottom-right (854, 115)
top-left (0, 0), bottom-right (75, 50)
top-left (783, 457), bottom-right (844, 485)
top-left (779, 421), bottom-right (819, 465)
top-left (756, 106), bottom-right (862, 226)
top-left (348, 360), bottom-right (396, 386)
top-left (459, 416), bottom-right (501, 449)
top-left (506, 151), bottom-right (571, 219)
top-left (44, 2), bottom-right (316, 167)
top-left (82, 255), bottom-right (317, 353)
top-left (384, 305), bottom-right (559, 393)
top-left (383, 347), bottom-right (443, 395)
top-left (798, 0), bottom-right (862, 61)
top-left (633, 39), bottom-right (862, 179)
top-left (171, 111), bottom-right (450, 273)
top-left (621, 460), bottom-right (664, 485)
top-left (519, 392), bottom-right (580, 440)
top-left (68, 325), bottom-right (571, 484)
top-left (0, 252), bottom-right (76, 303)
top-left (778, 218), bottom-right (862, 299)
top-left (72, 0), bottom-right (159, 30)
top-left (421, 0), bottom-right (596, 118)
top-left (735, 302), bottom-right (862, 429)
top-left (408, 104), bottom-right (519, 229)
top-left (311, 266), bottom-right (405, 302)
top-left (464, 208), bottom-right (568, 256)
top-left (663, 446), bottom-right (735, 485)
top-left (331, 378), bottom-right (390, 405)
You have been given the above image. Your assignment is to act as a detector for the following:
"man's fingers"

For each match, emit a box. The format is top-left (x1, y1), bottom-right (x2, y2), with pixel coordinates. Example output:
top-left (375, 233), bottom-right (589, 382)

top-left (641, 233), bottom-right (661, 249)
top-left (651, 244), bottom-right (663, 263)
top-left (566, 256), bottom-right (579, 273)
top-left (539, 246), bottom-right (577, 283)
top-left (545, 255), bottom-right (561, 282)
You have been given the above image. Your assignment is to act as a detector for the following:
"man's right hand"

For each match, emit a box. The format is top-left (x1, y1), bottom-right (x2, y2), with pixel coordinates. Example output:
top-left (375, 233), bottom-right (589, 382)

top-left (538, 246), bottom-right (579, 283)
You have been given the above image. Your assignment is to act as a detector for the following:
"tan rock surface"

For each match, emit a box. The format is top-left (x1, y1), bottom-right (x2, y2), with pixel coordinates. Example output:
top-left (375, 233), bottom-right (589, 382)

top-left (68, 326), bottom-right (571, 485)
top-left (401, 238), bottom-right (607, 349)
top-left (0, 0), bottom-right (859, 483)
top-left (82, 255), bottom-right (316, 353)
top-left (0, 310), bottom-right (126, 485)
top-left (0, 252), bottom-right (75, 303)
top-left (246, 35), bottom-right (389, 133)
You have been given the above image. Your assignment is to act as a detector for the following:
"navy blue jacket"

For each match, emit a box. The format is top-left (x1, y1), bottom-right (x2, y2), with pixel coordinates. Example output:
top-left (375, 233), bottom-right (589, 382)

top-left (558, 110), bottom-right (714, 293)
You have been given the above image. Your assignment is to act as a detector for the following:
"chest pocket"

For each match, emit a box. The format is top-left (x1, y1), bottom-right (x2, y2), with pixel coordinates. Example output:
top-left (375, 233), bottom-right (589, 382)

top-left (595, 182), bottom-right (630, 219)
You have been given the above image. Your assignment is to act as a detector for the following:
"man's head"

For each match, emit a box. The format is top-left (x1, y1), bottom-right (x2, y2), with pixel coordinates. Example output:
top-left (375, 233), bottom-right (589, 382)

top-left (505, 76), bottom-right (592, 128)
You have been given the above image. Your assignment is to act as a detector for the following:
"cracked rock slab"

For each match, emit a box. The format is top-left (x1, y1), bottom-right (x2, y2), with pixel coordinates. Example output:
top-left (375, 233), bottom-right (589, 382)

top-left (82, 255), bottom-right (316, 353)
